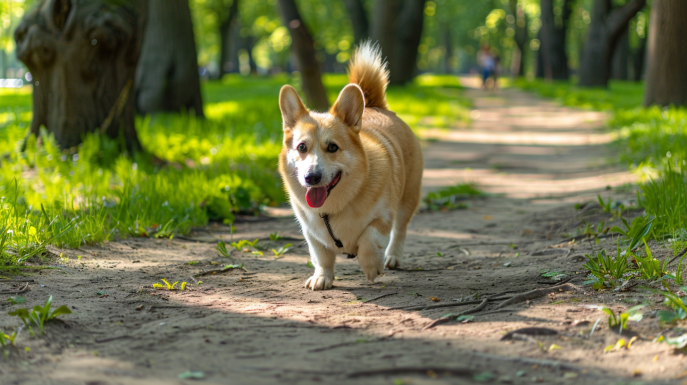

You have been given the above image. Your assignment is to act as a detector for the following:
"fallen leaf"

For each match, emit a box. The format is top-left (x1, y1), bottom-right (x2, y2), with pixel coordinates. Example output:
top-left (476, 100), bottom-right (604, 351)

top-left (429, 297), bottom-right (440, 302)
top-left (548, 344), bottom-right (561, 351)
top-left (562, 372), bottom-right (578, 379)
top-left (178, 371), bottom-right (205, 379)
top-left (631, 369), bottom-right (642, 377)
top-left (604, 339), bottom-right (626, 353)
top-left (627, 336), bottom-right (638, 349)
top-left (482, 215), bottom-right (493, 220)
top-left (426, 370), bottom-right (438, 379)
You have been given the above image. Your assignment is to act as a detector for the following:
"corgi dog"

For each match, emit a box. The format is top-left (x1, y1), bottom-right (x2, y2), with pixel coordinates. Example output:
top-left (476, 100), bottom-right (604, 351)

top-left (278, 42), bottom-right (423, 290)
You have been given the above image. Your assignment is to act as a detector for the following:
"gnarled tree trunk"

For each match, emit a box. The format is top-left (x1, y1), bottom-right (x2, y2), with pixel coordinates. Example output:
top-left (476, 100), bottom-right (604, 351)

top-left (578, 0), bottom-right (646, 88)
top-left (342, 0), bottom-right (369, 44)
top-left (135, 0), bottom-right (204, 117)
top-left (14, 0), bottom-right (145, 152)
top-left (644, 0), bottom-right (687, 107)
top-left (277, 0), bottom-right (329, 111)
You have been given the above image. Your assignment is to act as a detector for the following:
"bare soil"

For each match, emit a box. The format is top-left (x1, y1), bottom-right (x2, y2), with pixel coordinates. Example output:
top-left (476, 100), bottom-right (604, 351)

top-left (1, 87), bottom-right (684, 385)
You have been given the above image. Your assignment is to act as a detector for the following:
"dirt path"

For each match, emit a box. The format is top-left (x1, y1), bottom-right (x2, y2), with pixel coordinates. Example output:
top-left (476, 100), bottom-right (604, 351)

top-left (2, 87), bottom-right (683, 385)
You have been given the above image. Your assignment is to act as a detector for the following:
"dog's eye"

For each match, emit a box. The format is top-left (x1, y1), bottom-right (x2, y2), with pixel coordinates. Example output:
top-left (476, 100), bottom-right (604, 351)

top-left (327, 143), bottom-right (339, 153)
top-left (297, 143), bottom-right (307, 153)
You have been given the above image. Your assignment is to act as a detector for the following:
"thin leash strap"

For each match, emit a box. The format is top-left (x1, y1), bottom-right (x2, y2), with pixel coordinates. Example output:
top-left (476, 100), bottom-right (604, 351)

top-left (320, 214), bottom-right (343, 248)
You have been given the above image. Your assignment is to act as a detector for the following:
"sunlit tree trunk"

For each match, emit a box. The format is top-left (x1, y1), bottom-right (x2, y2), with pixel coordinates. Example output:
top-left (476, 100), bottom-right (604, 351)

top-left (136, 0), bottom-right (204, 116)
top-left (578, 0), bottom-right (646, 88)
top-left (644, 0), bottom-right (687, 107)
top-left (509, 0), bottom-right (528, 77)
top-left (277, 0), bottom-right (329, 111)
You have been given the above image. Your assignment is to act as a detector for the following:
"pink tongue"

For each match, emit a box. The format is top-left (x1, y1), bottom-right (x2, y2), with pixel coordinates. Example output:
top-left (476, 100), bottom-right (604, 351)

top-left (306, 187), bottom-right (327, 208)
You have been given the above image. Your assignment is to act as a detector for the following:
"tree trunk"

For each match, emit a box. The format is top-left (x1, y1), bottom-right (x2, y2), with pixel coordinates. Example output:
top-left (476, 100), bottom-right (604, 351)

top-left (135, 0), bottom-right (204, 117)
top-left (442, 22), bottom-right (452, 74)
top-left (611, 26), bottom-right (629, 80)
top-left (509, 0), bottom-right (527, 77)
top-left (370, 0), bottom-right (426, 86)
top-left (644, 0), bottom-right (687, 107)
top-left (538, 0), bottom-right (572, 80)
top-left (342, 0), bottom-right (369, 44)
top-left (277, 0), bottom-right (329, 111)
top-left (218, 0), bottom-right (240, 78)
top-left (578, 0), bottom-right (646, 88)
top-left (632, 35), bottom-right (646, 81)
top-left (14, 0), bottom-right (145, 152)
top-left (391, 0), bottom-right (426, 85)
top-left (370, 0), bottom-right (403, 68)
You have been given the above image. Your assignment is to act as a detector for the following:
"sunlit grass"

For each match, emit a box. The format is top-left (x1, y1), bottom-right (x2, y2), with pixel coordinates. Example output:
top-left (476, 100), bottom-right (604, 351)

top-left (0, 74), bottom-right (469, 267)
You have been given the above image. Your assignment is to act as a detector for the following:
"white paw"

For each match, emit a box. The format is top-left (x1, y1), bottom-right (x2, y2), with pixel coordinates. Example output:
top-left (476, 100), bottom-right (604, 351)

top-left (361, 263), bottom-right (384, 283)
top-left (384, 254), bottom-right (401, 269)
top-left (304, 274), bottom-right (333, 290)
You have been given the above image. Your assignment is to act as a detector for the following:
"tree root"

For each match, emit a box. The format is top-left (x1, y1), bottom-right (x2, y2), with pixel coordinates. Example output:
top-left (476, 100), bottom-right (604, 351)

top-left (492, 283), bottom-right (581, 310)
top-left (422, 298), bottom-right (489, 330)
top-left (344, 367), bottom-right (474, 378)
top-left (0, 282), bottom-right (30, 295)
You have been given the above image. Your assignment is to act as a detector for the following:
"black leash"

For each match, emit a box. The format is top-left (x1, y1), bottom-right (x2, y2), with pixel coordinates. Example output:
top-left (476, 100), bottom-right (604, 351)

top-left (320, 214), bottom-right (356, 258)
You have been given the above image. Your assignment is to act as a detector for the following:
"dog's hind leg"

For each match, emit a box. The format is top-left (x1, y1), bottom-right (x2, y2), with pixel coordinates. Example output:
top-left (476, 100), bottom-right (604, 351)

top-left (384, 209), bottom-right (412, 269)
top-left (304, 233), bottom-right (336, 290)
top-left (357, 225), bottom-right (389, 282)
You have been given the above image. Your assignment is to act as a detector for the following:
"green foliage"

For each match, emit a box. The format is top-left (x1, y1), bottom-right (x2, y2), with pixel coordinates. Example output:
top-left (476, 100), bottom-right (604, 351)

top-left (0, 330), bottom-right (17, 347)
top-left (583, 246), bottom-right (629, 289)
top-left (7, 296), bottom-right (25, 305)
top-left (602, 305), bottom-right (645, 333)
top-left (7, 296), bottom-right (71, 335)
top-left (610, 216), bottom-right (654, 252)
top-left (632, 240), bottom-right (669, 281)
top-left (152, 279), bottom-right (179, 290)
top-left (656, 289), bottom-right (687, 324)
top-left (424, 183), bottom-right (484, 211)
top-left (638, 166), bottom-right (687, 239)
top-left (216, 241), bottom-right (232, 258)
top-left (269, 232), bottom-right (281, 241)
top-left (271, 243), bottom-right (292, 257)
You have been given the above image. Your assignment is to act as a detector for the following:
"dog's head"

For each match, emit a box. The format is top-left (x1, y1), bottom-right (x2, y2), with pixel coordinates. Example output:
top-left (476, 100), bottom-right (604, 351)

top-left (278, 84), bottom-right (367, 209)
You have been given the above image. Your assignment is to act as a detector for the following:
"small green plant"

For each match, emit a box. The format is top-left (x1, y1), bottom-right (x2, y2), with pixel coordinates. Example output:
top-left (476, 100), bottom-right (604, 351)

top-left (7, 296), bottom-right (25, 305)
top-left (597, 195), bottom-right (614, 213)
top-left (424, 183), bottom-right (483, 211)
top-left (656, 289), bottom-right (687, 324)
top-left (436, 252), bottom-right (444, 257)
top-left (153, 278), bottom-right (179, 290)
top-left (271, 243), bottom-right (292, 257)
top-left (216, 241), bottom-right (232, 258)
top-left (602, 304), bottom-right (645, 333)
top-left (180, 282), bottom-right (187, 291)
top-left (632, 240), bottom-right (669, 281)
top-left (610, 216), bottom-right (654, 252)
top-left (187, 261), bottom-right (199, 265)
top-left (583, 246), bottom-right (629, 289)
top-left (306, 261), bottom-right (315, 268)
top-left (540, 270), bottom-right (567, 281)
top-left (0, 330), bottom-right (17, 347)
top-left (269, 232), bottom-right (282, 241)
top-left (153, 218), bottom-right (176, 239)
top-left (7, 296), bottom-right (72, 335)
top-left (230, 239), bottom-right (259, 252)
top-left (675, 252), bottom-right (687, 285)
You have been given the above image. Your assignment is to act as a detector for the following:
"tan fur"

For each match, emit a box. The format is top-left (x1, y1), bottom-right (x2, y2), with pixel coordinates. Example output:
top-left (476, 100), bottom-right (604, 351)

top-left (278, 42), bottom-right (423, 290)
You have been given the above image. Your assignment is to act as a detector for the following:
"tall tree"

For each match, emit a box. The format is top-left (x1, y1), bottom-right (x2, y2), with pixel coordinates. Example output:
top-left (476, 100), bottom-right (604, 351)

top-left (14, 0), bottom-right (145, 152)
top-left (538, 0), bottom-right (573, 80)
top-left (644, 0), bottom-right (687, 107)
top-left (136, 0), bottom-right (204, 117)
top-left (578, 0), bottom-right (646, 87)
top-left (509, 0), bottom-right (528, 76)
top-left (370, 0), bottom-right (426, 86)
top-left (217, 0), bottom-right (240, 77)
top-left (342, 0), bottom-right (369, 44)
top-left (277, 0), bottom-right (329, 111)
top-left (611, 26), bottom-right (629, 80)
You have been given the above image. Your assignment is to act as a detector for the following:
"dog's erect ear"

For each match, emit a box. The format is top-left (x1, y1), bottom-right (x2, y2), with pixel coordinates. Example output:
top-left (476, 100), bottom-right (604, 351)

top-left (279, 85), bottom-right (308, 129)
top-left (331, 84), bottom-right (364, 132)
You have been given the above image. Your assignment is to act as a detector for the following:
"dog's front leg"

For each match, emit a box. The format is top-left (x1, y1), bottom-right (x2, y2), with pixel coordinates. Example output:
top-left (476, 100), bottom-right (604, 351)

top-left (357, 226), bottom-right (389, 283)
top-left (304, 233), bottom-right (336, 290)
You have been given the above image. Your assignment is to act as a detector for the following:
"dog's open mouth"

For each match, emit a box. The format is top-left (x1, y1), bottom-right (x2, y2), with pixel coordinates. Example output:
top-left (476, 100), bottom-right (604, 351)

top-left (305, 172), bottom-right (341, 208)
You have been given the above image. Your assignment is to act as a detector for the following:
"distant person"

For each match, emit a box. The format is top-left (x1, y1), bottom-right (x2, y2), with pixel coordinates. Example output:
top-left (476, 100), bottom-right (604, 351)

top-left (477, 45), bottom-right (495, 90)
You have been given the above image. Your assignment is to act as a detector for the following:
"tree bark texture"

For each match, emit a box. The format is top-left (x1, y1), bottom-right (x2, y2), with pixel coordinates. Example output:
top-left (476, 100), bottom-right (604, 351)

top-left (578, 0), bottom-right (646, 87)
top-left (644, 0), bottom-right (687, 107)
top-left (611, 26), bottom-right (629, 80)
top-left (277, 0), bottom-right (329, 111)
top-left (135, 0), bottom-right (204, 117)
top-left (509, 0), bottom-right (528, 76)
top-left (14, 0), bottom-right (145, 152)
top-left (342, 0), bottom-right (369, 44)
top-left (370, 0), bottom-right (426, 86)
top-left (218, 0), bottom-right (240, 77)
top-left (538, 0), bottom-right (572, 80)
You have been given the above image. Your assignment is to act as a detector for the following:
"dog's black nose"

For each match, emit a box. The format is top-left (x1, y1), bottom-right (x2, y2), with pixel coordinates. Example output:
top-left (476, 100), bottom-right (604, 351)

top-left (304, 172), bottom-right (322, 185)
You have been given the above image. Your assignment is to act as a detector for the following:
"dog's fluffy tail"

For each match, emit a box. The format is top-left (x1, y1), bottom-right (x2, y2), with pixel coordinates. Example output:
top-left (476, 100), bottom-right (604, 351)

top-left (348, 41), bottom-right (389, 110)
